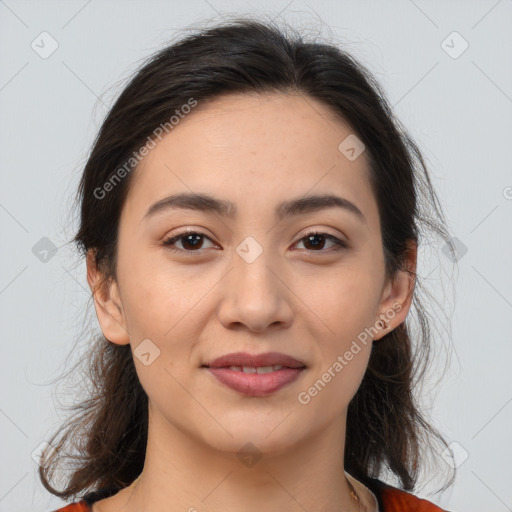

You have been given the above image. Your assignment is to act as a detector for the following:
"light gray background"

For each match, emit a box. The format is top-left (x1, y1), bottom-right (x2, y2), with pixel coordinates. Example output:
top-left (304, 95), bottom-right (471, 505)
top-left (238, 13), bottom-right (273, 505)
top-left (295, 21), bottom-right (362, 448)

top-left (1, 1), bottom-right (511, 511)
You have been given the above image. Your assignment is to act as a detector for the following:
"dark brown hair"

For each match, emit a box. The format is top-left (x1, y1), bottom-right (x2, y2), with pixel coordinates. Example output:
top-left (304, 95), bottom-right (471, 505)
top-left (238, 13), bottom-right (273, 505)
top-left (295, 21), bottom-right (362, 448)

top-left (39, 15), bottom-right (457, 501)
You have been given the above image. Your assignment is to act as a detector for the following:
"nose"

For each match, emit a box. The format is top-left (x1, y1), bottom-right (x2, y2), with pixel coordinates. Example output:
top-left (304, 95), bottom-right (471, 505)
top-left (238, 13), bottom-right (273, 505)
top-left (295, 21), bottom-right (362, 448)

top-left (216, 248), bottom-right (294, 333)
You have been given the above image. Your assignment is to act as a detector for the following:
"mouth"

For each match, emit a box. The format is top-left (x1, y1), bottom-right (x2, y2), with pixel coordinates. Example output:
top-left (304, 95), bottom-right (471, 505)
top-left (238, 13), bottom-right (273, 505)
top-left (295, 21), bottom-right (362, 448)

top-left (203, 351), bottom-right (306, 370)
top-left (202, 352), bottom-right (306, 397)
top-left (205, 364), bottom-right (291, 373)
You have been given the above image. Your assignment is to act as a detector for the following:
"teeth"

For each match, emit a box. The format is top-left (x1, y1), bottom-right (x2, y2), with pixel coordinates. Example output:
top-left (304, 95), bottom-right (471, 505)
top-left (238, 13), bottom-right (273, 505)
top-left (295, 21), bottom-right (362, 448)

top-left (255, 366), bottom-right (274, 374)
top-left (227, 365), bottom-right (283, 373)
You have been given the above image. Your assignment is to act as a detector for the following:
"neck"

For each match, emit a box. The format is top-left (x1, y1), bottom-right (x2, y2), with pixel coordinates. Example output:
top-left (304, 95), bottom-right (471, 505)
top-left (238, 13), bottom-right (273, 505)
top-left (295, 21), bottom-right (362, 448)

top-left (109, 403), bottom-right (368, 512)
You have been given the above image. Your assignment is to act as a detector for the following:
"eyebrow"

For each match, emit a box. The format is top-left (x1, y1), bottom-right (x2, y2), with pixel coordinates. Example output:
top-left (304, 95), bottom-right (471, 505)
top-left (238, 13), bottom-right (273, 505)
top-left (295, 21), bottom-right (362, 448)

top-left (143, 192), bottom-right (366, 224)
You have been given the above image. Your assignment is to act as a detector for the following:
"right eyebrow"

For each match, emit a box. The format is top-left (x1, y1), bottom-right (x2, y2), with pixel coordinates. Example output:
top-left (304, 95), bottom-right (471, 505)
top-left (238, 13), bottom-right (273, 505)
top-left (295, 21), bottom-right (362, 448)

top-left (142, 192), bottom-right (366, 224)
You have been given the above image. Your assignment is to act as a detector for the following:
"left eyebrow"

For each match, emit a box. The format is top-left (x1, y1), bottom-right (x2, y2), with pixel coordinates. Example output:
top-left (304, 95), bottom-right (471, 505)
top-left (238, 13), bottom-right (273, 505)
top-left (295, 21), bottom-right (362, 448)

top-left (142, 192), bottom-right (366, 224)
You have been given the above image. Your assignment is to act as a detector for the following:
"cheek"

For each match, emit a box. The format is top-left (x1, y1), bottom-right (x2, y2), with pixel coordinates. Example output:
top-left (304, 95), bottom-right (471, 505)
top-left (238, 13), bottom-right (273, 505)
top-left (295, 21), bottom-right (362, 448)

top-left (117, 257), bottom-right (215, 398)
top-left (296, 339), bottom-right (371, 427)
top-left (117, 247), bottom-right (209, 335)
top-left (297, 262), bottom-right (382, 332)
top-left (295, 264), bottom-right (380, 393)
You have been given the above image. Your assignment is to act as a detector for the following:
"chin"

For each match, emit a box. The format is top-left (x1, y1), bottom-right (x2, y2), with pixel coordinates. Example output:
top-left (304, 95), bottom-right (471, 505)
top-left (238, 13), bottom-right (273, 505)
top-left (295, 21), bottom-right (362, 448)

top-left (200, 422), bottom-right (301, 459)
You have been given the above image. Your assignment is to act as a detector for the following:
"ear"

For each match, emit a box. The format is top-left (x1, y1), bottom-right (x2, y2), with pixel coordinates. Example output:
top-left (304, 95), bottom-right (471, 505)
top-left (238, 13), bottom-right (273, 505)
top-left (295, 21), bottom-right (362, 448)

top-left (86, 249), bottom-right (130, 345)
top-left (373, 240), bottom-right (417, 340)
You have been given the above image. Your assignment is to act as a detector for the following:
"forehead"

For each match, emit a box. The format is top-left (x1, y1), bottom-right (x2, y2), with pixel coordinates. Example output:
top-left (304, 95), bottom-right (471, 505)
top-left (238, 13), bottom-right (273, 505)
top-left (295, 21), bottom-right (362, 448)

top-left (124, 92), bottom-right (377, 226)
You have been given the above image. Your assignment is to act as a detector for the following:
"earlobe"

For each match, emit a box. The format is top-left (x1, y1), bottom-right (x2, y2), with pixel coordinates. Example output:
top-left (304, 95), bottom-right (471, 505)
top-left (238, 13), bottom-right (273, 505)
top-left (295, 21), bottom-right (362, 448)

top-left (375, 241), bottom-right (417, 339)
top-left (86, 250), bottom-right (130, 346)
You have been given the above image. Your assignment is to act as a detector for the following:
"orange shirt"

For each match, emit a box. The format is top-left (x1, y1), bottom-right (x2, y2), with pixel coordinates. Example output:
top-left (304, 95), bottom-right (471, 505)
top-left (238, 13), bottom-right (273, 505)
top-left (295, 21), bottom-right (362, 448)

top-left (51, 478), bottom-right (450, 511)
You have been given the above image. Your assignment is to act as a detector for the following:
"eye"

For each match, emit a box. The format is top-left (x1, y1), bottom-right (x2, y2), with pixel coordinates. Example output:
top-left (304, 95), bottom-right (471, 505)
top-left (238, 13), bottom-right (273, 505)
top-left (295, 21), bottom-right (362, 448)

top-left (163, 229), bottom-right (347, 254)
top-left (162, 230), bottom-right (217, 253)
top-left (293, 231), bottom-right (347, 253)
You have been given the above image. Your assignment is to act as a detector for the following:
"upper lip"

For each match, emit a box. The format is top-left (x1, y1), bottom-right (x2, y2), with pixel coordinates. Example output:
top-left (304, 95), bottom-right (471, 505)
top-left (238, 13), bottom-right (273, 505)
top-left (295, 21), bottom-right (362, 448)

top-left (203, 351), bottom-right (306, 369)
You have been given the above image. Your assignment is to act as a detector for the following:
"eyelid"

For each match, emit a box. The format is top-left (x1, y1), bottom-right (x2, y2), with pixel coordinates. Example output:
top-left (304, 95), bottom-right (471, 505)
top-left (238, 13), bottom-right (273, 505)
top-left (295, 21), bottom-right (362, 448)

top-left (162, 228), bottom-right (219, 252)
top-left (162, 228), bottom-right (348, 254)
top-left (296, 226), bottom-right (348, 244)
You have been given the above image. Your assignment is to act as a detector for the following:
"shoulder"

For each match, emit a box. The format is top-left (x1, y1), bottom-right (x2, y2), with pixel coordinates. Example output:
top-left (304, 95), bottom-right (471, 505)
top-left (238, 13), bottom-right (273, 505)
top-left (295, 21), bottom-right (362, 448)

top-left (52, 500), bottom-right (90, 511)
top-left (362, 476), bottom-right (451, 511)
top-left (51, 487), bottom-right (118, 511)
top-left (380, 484), bottom-right (449, 511)
top-left (51, 482), bottom-right (451, 512)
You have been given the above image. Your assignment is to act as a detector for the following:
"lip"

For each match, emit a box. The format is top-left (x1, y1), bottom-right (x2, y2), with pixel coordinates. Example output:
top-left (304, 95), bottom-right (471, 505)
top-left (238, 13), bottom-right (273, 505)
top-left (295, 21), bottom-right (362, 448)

top-left (205, 367), bottom-right (305, 396)
top-left (204, 351), bottom-right (306, 369)
top-left (202, 351), bottom-right (307, 397)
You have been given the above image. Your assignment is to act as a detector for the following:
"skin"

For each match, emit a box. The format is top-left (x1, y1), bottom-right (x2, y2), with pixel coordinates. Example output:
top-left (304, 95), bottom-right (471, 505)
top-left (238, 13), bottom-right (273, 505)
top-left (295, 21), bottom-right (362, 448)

top-left (87, 92), bottom-right (416, 512)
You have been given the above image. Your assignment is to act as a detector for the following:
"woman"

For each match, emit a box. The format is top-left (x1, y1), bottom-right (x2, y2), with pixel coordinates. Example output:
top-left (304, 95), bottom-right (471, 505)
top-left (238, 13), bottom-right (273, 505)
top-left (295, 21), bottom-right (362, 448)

top-left (41, 16), bottom-right (457, 512)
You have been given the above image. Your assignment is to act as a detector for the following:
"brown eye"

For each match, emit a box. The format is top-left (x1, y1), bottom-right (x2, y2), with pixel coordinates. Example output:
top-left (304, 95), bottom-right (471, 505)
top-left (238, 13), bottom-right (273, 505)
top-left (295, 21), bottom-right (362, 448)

top-left (162, 230), bottom-right (347, 254)
top-left (294, 232), bottom-right (347, 252)
top-left (163, 231), bottom-right (215, 252)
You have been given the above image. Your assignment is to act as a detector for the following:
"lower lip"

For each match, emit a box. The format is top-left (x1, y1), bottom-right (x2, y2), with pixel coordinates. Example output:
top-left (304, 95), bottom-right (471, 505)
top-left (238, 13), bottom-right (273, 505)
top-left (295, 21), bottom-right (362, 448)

top-left (206, 367), bottom-right (305, 396)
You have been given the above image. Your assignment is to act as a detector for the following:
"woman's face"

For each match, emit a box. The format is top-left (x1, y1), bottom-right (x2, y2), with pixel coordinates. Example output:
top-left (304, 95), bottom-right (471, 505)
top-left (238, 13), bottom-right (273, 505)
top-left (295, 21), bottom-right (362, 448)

top-left (89, 92), bottom-right (414, 457)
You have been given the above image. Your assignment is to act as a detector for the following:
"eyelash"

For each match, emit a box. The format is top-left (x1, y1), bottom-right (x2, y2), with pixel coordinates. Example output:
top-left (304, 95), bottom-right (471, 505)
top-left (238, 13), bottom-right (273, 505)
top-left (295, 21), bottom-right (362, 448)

top-left (162, 229), bottom-right (347, 255)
